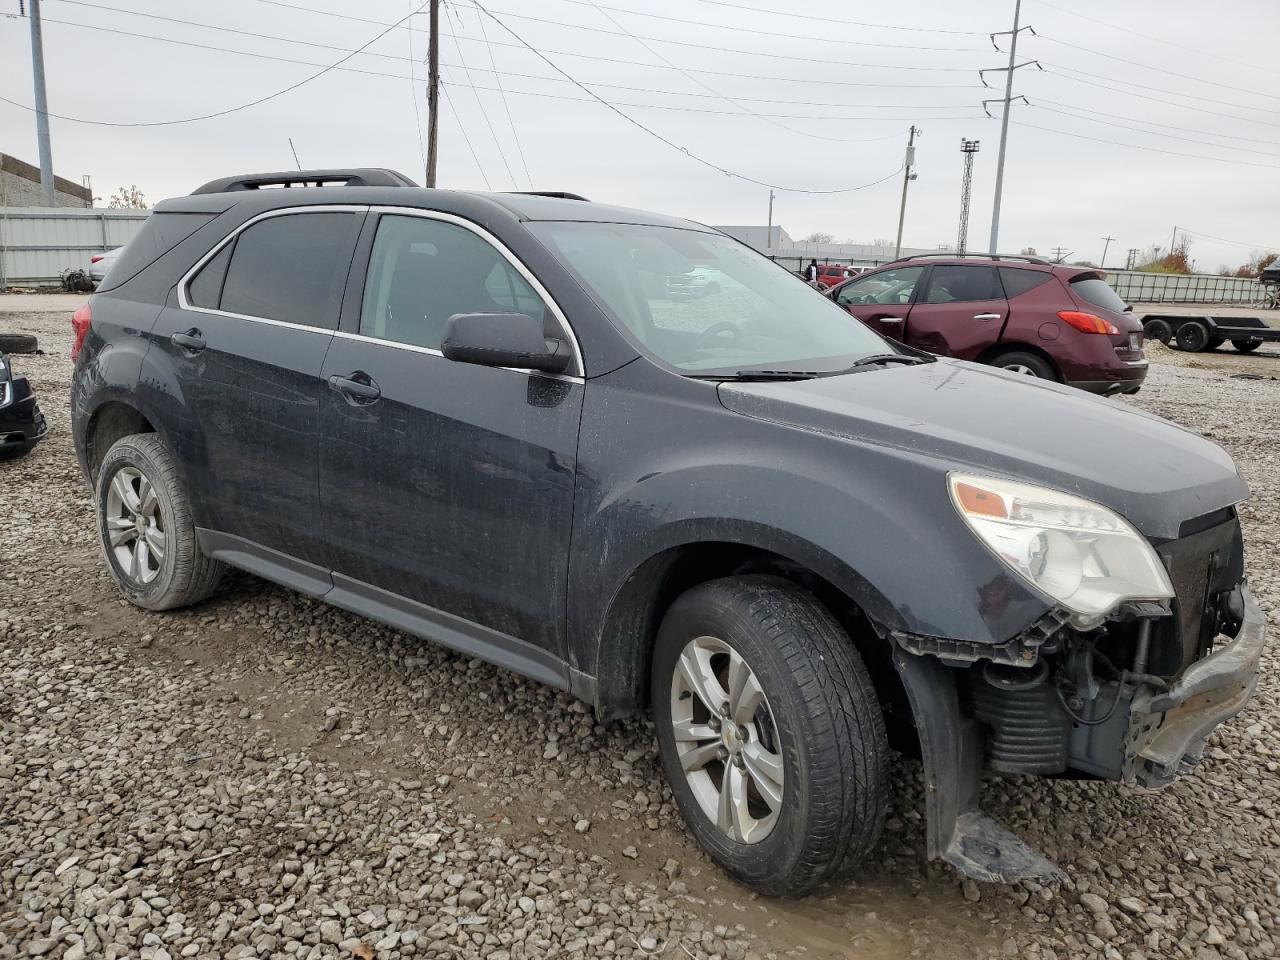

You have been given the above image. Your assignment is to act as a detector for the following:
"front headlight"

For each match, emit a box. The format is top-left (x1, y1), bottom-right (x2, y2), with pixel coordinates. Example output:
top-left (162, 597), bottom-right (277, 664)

top-left (949, 473), bottom-right (1173, 628)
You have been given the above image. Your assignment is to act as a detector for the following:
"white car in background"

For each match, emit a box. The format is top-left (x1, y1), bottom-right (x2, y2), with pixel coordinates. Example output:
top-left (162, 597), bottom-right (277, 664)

top-left (89, 247), bottom-right (122, 285)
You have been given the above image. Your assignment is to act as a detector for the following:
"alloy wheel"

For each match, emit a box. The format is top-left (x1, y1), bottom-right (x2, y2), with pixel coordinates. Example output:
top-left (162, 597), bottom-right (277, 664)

top-left (105, 465), bottom-right (166, 584)
top-left (1005, 363), bottom-right (1039, 376)
top-left (669, 636), bottom-right (785, 843)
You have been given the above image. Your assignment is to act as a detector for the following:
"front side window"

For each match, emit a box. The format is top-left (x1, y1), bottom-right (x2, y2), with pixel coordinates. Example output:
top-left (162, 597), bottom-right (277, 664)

top-left (360, 215), bottom-right (549, 352)
top-left (530, 222), bottom-right (887, 375)
top-left (216, 212), bottom-right (356, 328)
top-left (836, 267), bottom-right (923, 306)
top-left (922, 265), bottom-right (1002, 304)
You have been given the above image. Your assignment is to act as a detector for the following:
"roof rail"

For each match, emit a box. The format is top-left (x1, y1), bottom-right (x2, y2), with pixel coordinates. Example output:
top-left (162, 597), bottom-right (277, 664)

top-left (894, 252), bottom-right (1050, 266)
top-left (190, 168), bottom-right (418, 195)
top-left (505, 191), bottom-right (591, 201)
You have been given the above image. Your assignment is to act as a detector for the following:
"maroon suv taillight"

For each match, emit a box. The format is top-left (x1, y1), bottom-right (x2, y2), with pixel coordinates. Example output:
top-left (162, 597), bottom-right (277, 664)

top-left (1058, 310), bottom-right (1119, 336)
top-left (71, 303), bottom-right (92, 361)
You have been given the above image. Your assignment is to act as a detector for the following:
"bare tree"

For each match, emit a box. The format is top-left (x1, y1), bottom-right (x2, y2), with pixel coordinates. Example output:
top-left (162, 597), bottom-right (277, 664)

top-left (803, 231), bottom-right (835, 244)
top-left (108, 185), bottom-right (149, 210)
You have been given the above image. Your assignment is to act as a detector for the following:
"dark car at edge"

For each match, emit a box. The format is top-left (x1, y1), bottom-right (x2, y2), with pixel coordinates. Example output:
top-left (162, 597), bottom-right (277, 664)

top-left (70, 169), bottom-right (1266, 895)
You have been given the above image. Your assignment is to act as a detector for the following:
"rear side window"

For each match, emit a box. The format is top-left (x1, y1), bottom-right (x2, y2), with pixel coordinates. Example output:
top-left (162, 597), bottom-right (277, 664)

top-left (1070, 275), bottom-right (1129, 313)
top-left (217, 213), bottom-right (356, 328)
top-left (999, 267), bottom-right (1054, 299)
top-left (922, 265), bottom-right (1002, 303)
top-left (187, 243), bottom-right (232, 309)
top-left (98, 212), bottom-right (216, 291)
top-left (359, 214), bottom-right (548, 351)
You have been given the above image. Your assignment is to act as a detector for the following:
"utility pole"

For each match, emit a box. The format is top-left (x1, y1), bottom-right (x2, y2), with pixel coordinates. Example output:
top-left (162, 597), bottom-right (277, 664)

top-left (1170, 224), bottom-right (1178, 254)
top-left (1125, 247), bottom-right (1140, 270)
top-left (957, 139), bottom-right (980, 255)
top-left (766, 190), bottom-right (774, 245)
top-left (27, 0), bottom-right (56, 206)
top-left (1100, 235), bottom-right (1115, 267)
top-left (894, 125), bottom-right (919, 260)
top-left (426, 0), bottom-right (440, 188)
top-left (983, 0), bottom-right (1038, 254)
top-left (1050, 246), bottom-right (1070, 263)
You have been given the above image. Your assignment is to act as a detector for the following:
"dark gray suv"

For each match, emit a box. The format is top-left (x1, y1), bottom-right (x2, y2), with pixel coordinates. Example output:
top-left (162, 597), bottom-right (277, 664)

top-left (71, 169), bottom-right (1266, 895)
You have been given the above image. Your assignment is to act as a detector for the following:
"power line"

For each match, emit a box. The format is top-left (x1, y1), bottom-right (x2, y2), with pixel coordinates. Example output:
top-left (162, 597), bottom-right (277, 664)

top-left (441, 2), bottom-right (518, 189)
top-left (1034, 59), bottom-right (1272, 112)
top-left (1177, 228), bottom-right (1278, 251)
top-left (466, 0), bottom-right (906, 194)
top-left (475, 5), bottom-right (532, 188)
top-left (0, 2), bottom-right (430, 127)
top-left (1010, 120), bottom-right (1280, 169)
top-left (407, 0), bottom-right (428, 182)
top-left (437, 66), bottom-right (491, 188)
top-left (686, 0), bottom-right (986, 35)
top-left (0, 16), bottom-right (983, 126)
top-left (1030, 97), bottom-right (1280, 148)
top-left (1028, 104), bottom-right (1280, 159)
top-left (1037, 67), bottom-right (1280, 131)
top-left (1031, 34), bottom-right (1280, 103)
top-left (580, 0), bottom-right (878, 145)
top-left (532, 0), bottom-right (985, 51)
top-left (1028, 0), bottom-right (1272, 75)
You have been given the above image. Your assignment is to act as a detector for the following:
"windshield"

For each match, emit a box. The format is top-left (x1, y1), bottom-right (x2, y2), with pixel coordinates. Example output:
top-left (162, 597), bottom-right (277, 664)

top-left (529, 221), bottom-right (888, 374)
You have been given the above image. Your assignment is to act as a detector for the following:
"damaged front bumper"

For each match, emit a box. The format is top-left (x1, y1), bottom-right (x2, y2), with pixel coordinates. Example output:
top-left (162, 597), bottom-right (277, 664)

top-left (1126, 584), bottom-right (1268, 788)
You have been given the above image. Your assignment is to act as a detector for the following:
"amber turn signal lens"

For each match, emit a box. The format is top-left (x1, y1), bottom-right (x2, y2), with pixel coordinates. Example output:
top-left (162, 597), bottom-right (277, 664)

top-left (954, 481), bottom-right (1008, 518)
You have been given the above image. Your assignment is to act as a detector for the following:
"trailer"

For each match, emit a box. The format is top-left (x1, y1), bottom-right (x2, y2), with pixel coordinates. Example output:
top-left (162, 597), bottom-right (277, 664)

top-left (1141, 314), bottom-right (1277, 353)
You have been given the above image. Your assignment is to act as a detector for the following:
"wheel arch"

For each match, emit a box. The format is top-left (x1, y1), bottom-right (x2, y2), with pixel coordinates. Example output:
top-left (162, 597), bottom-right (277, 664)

top-left (975, 341), bottom-right (1063, 380)
top-left (83, 400), bottom-right (156, 484)
top-left (587, 530), bottom-right (906, 721)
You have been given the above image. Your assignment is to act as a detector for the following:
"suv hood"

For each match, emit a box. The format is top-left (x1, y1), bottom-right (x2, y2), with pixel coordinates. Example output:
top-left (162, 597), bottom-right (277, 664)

top-left (717, 358), bottom-right (1245, 540)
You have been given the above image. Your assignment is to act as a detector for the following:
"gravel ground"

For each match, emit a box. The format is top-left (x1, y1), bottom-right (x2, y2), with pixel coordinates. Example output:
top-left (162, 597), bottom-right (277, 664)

top-left (1, 300), bottom-right (1277, 960)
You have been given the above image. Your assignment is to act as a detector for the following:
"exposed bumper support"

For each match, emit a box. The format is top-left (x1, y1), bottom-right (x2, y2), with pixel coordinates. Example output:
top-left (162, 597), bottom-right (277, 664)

top-left (1127, 584), bottom-right (1268, 787)
top-left (892, 648), bottom-right (1064, 883)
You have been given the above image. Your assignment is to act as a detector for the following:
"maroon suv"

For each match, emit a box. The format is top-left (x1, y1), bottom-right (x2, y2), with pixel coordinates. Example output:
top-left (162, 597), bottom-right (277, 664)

top-left (825, 254), bottom-right (1147, 394)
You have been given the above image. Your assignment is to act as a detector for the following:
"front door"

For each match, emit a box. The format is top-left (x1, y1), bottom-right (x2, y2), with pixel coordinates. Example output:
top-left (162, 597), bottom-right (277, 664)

top-left (150, 208), bottom-right (363, 570)
top-left (318, 211), bottom-right (584, 666)
top-left (832, 265), bottom-right (924, 340)
top-left (902, 264), bottom-right (1008, 360)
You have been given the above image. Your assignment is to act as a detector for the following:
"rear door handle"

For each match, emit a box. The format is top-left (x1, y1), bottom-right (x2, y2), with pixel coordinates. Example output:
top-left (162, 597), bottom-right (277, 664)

top-left (973, 313), bottom-right (1002, 321)
top-left (170, 328), bottom-right (206, 352)
top-left (328, 371), bottom-right (382, 403)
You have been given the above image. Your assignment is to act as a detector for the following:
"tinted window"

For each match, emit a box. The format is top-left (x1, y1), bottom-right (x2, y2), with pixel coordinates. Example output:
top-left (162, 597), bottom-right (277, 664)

top-left (999, 267), bottom-right (1054, 299)
top-left (1071, 275), bottom-right (1129, 313)
top-left (836, 266), bottom-right (923, 306)
top-left (361, 215), bottom-right (547, 351)
top-left (187, 242), bottom-right (232, 309)
top-left (219, 213), bottom-right (355, 328)
top-left (99, 212), bottom-right (217, 291)
top-left (923, 265), bottom-right (1002, 303)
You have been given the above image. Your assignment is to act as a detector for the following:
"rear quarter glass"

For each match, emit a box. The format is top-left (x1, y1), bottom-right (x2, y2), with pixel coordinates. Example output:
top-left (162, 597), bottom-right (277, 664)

top-left (998, 267), bottom-right (1054, 299)
top-left (97, 212), bottom-right (219, 291)
top-left (1069, 276), bottom-right (1130, 314)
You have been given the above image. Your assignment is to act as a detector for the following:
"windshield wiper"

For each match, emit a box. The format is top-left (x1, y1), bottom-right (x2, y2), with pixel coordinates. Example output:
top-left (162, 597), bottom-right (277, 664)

top-left (837, 352), bottom-right (933, 371)
top-left (697, 370), bottom-right (822, 381)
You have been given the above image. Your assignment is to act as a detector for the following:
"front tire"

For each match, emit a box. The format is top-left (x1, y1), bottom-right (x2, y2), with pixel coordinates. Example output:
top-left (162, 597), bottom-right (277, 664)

top-left (95, 434), bottom-right (224, 610)
top-left (652, 576), bottom-right (888, 896)
top-left (1176, 321), bottom-right (1210, 352)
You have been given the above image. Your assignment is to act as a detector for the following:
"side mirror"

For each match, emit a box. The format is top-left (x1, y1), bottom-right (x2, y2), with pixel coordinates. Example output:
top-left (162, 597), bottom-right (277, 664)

top-left (441, 312), bottom-right (572, 375)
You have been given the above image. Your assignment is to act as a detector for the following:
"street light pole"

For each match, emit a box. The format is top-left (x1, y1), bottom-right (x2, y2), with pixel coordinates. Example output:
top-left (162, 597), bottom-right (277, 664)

top-left (27, 0), bottom-right (56, 206)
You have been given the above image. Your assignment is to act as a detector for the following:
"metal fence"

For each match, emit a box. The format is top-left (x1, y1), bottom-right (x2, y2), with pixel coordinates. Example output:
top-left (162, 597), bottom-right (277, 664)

top-left (1105, 270), bottom-right (1261, 304)
top-left (769, 255), bottom-right (896, 276)
top-left (0, 207), bottom-right (150, 287)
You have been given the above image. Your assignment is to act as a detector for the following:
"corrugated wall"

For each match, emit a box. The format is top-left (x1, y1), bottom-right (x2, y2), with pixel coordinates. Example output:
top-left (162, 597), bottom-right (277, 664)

top-left (0, 207), bottom-right (150, 287)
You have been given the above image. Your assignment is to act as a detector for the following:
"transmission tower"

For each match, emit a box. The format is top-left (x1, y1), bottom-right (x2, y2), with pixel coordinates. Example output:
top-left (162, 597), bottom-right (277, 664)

top-left (957, 139), bottom-right (980, 254)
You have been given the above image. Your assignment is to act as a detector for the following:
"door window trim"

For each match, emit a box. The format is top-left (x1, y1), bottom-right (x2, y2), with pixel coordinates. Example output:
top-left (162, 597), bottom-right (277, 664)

top-left (343, 205), bottom-right (584, 380)
top-left (177, 204), bottom-right (366, 334)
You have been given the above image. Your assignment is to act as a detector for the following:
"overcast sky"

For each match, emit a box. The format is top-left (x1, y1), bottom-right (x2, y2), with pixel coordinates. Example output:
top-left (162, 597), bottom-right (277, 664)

top-left (2, 0), bottom-right (1278, 270)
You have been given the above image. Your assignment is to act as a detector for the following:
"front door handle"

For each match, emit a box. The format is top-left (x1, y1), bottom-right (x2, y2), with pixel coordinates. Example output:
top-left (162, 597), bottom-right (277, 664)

top-left (871, 316), bottom-right (904, 324)
top-left (328, 371), bottom-right (381, 404)
top-left (973, 313), bottom-right (1002, 321)
top-left (170, 328), bottom-right (206, 352)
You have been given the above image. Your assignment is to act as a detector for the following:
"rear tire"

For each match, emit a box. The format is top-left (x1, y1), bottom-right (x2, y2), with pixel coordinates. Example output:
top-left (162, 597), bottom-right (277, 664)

top-left (1175, 321), bottom-right (1210, 352)
top-left (1143, 319), bottom-right (1173, 345)
top-left (0, 332), bottom-right (38, 354)
top-left (1234, 338), bottom-right (1263, 353)
top-left (652, 575), bottom-right (888, 896)
top-left (95, 434), bottom-right (224, 610)
top-left (991, 350), bottom-right (1056, 380)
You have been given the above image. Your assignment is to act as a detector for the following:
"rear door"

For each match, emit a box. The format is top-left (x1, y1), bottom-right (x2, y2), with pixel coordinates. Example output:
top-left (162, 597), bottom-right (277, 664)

top-left (832, 265), bottom-right (924, 340)
top-left (317, 210), bottom-right (584, 668)
top-left (902, 264), bottom-right (1008, 359)
top-left (151, 206), bottom-right (364, 574)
